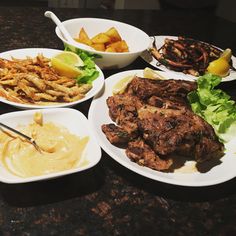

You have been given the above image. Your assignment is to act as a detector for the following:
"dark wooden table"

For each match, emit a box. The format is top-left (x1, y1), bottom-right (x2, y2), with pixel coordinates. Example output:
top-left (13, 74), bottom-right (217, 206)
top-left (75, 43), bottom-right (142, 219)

top-left (0, 7), bottom-right (236, 236)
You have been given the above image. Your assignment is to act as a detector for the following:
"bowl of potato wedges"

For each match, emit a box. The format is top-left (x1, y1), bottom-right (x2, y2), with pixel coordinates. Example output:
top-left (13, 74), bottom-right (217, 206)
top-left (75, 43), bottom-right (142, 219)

top-left (55, 17), bottom-right (150, 69)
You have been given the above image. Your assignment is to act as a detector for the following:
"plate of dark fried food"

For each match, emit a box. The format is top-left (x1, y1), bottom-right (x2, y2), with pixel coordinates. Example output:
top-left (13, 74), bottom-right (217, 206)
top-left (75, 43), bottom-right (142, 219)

top-left (141, 35), bottom-right (236, 82)
top-left (0, 48), bottom-right (104, 109)
top-left (88, 68), bottom-right (236, 186)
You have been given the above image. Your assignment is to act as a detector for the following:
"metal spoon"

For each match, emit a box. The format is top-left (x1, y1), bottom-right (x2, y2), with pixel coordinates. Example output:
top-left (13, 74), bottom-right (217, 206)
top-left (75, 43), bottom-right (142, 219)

top-left (44, 11), bottom-right (93, 51)
top-left (0, 122), bottom-right (42, 153)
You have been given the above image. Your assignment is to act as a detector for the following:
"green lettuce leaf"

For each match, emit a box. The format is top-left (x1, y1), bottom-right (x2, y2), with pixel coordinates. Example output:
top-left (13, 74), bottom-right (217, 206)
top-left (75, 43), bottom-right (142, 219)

top-left (64, 44), bottom-right (100, 84)
top-left (187, 73), bottom-right (236, 142)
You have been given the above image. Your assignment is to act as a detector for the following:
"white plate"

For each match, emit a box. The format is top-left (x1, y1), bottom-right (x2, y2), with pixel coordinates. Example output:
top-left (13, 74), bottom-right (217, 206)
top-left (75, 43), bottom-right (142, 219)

top-left (88, 69), bottom-right (236, 187)
top-left (141, 35), bottom-right (236, 82)
top-left (0, 108), bottom-right (101, 183)
top-left (0, 48), bottom-right (105, 109)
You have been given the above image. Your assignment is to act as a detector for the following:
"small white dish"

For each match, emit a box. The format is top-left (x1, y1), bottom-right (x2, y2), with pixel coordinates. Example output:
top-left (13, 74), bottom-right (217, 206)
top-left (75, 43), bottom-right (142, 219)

top-left (88, 69), bottom-right (236, 187)
top-left (0, 108), bottom-right (101, 184)
top-left (0, 48), bottom-right (104, 109)
top-left (55, 18), bottom-right (150, 69)
top-left (141, 35), bottom-right (236, 82)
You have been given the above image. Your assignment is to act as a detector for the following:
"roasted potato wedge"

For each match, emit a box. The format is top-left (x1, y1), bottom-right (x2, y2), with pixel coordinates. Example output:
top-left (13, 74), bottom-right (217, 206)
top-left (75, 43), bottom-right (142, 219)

top-left (91, 43), bottom-right (106, 51)
top-left (105, 47), bottom-right (116, 52)
top-left (75, 27), bottom-right (92, 46)
top-left (91, 33), bottom-right (110, 44)
top-left (76, 27), bottom-right (129, 53)
top-left (105, 27), bottom-right (122, 43)
top-left (106, 40), bottom-right (129, 53)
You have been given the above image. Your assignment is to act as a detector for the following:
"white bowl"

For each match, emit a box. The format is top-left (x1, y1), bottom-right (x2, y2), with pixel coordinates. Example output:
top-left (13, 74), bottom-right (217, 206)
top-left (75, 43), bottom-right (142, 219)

top-left (0, 108), bottom-right (101, 184)
top-left (55, 18), bottom-right (150, 69)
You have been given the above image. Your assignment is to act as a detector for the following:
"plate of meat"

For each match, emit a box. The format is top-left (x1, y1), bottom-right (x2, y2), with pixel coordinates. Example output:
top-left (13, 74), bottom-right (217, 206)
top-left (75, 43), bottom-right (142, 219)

top-left (88, 69), bottom-right (236, 186)
top-left (141, 36), bottom-right (236, 82)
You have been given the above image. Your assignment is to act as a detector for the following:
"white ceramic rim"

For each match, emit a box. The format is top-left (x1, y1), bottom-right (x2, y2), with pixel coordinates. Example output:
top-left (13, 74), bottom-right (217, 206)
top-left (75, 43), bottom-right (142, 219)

top-left (55, 17), bottom-right (151, 55)
top-left (0, 48), bottom-right (105, 109)
top-left (88, 69), bottom-right (236, 187)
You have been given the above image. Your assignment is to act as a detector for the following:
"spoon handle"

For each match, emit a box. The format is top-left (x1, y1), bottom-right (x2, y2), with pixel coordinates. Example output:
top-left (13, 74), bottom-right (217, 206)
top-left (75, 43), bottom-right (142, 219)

top-left (0, 122), bottom-right (42, 153)
top-left (44, 11), bottom-right (93, 51)
top-left (44, 11), bottom-right (73, 43)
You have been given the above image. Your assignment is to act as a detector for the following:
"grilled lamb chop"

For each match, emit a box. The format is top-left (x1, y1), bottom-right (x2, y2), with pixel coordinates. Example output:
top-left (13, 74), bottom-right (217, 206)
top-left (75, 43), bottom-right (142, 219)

top-left (126, 139), bottom-right (173, 171)
top-left (126, 76), bottom-right (197, 100)
top-left (147, 95), bottom-right (190, 110)
top-left (101, 124), bottom-right (132, 144)
top-left (106, 94), bottom-right (143, 137)
top-left (137, 105), bottom-right (224, 162)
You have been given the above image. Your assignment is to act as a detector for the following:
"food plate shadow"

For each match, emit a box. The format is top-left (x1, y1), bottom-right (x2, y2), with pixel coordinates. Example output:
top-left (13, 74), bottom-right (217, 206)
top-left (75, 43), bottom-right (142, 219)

top-left (105, 156), bottom-right (236, 202)
top-left (0, 163), bottom-right (105, 207)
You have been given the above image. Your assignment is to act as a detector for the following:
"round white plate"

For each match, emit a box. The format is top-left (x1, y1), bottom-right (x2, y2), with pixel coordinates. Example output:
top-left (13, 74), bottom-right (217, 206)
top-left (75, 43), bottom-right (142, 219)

top-left (88, 69), bottom-right (236, 187)
top-left (0, 48), bottom-right (104, 109)
top-left (141, 35), bottom-right (236, 82)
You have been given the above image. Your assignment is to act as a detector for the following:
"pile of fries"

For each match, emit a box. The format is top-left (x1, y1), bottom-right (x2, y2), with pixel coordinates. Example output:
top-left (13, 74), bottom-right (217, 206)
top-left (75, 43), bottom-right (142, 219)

top-left (75, 27), bottom-right (129, 53)
top-left (0, 55), bottom-right (92, 105)
top-left (150, 36), bottom-right (222, 76)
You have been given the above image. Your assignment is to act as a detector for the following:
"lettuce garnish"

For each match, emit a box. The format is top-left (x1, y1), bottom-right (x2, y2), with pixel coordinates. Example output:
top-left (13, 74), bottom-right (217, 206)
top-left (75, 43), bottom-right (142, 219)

top-left (64, 45), bottom-right (100, 84)
top-left (188, 73), bottom-right (236, 142)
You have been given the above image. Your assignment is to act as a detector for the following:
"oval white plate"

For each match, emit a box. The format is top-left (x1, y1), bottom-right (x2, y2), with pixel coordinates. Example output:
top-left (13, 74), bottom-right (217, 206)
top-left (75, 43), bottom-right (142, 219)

top-left (141, 35), bottom-right (236, 82)
top-left (0, 48), bottom-right (104, 109)
top-left (0, 108), bottom-right (101, 184)
top-left (88, 69), bottom-right (236, 187)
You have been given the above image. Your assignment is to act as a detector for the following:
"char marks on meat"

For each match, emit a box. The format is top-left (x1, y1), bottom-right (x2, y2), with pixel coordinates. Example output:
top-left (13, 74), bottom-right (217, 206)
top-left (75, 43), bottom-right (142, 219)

top-left (102, 76), bottom-right (224, 172)
top-left (126, 76), bottom-right (197, 100)
top-left (101, 124), bottom-right (131, 144)
top-left (126, 139), bottom-right (173, 171)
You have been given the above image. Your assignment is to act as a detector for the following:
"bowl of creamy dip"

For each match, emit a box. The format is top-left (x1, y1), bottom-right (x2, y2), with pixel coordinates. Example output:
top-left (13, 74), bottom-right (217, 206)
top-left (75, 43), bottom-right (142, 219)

top-left (0, 108), bottom-right (101, 183)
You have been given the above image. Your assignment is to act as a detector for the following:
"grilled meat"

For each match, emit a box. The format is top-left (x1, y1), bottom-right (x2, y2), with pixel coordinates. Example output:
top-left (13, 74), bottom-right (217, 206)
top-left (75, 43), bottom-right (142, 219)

top-left (138, 106), bottom-right (224, 162)
top-left (101, 124), bottom-right (132, 144)
top-left (126, 139), bottom-right (173, 171)
top-left (106, 94), bottom-right (143, 136)
top-left (126, 76), bottom-right (197, 100)
top-left (102, 76), bottom-right (224, 172)
top-left (147, 95), bottom-right (190, 110)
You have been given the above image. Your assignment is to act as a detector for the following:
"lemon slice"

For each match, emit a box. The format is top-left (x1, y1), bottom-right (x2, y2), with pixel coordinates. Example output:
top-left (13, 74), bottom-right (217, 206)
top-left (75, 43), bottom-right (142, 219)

top-left (207, 57), bottom-right (230, 77)
top-left (54, 51), bottom-right (84, 67)
top-left (51, 52), bottom-right (84, 78)
top-left (143, 67), bottom-right (166, 80)
top-left (112, 75), bottom-right (134, 94)
top-left (220, 48), bottom-right (232, 62)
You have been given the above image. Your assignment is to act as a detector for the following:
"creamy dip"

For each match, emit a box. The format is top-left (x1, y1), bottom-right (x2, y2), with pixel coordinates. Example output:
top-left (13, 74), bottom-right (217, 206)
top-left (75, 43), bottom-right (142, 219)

top-left (0, 112), bottom-right (89, 177)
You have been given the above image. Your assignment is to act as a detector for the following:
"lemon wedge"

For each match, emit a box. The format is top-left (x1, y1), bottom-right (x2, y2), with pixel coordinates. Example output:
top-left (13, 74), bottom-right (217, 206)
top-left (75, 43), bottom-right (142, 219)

top-left (207, 57), bottom-right (230, 77)
top-left (112, 75), bottom-right (134, 94)
top-left (143, 67), bottom-right (166, 80)
top-left (51, 52), bottom-right (84, 78)
top-left (220, 48), bottom-right (232, 62)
